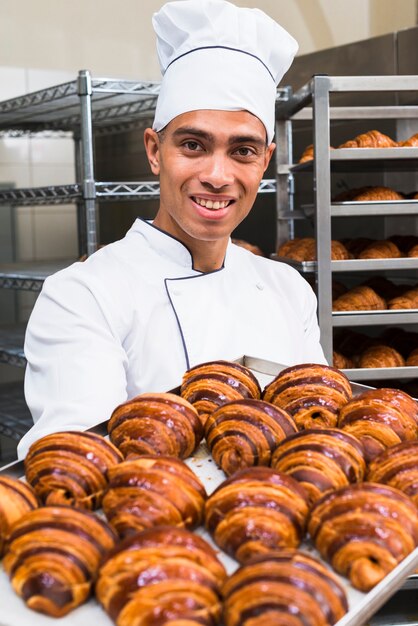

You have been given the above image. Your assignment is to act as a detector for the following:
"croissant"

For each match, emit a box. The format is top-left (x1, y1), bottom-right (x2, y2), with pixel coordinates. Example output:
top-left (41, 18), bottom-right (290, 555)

top-left (180, 360), bottom-right (261, 427)
top-left (277, 237), bottom-right (302, 257)
top-left (406, 346), bottom-right (418, 366)
top-left (367, 441), bottom-right (418, 508)
top-left (271, 428), bottom-right (366, 505)
top-left (3, 506), bottom-right (117, 617)
top-left (102, 455), bottom-right (206, 537)
top-left (96, 526), bottom-right (227, 626)
top-left (298, 144), bottom-right (314, 163)
top-left (408, 243), bottom-right (418, 257)
top-left (353, 186), bottom-right (404, 201)
top-left (205, 398), bottom-right (298, 476)
top-left (308, 482), bottom-right (418, 592)
top-left (231, 238), bottom-right (264, 256)
top-left (0, 476), bottom-right (38, 557)
top-left (24, 431), bottom-right (123, 510)
top-left (358, 344), bottom-right (405, 368)
top-left (332, 350), bottom-right (354, 369)
top-left (400, 133), bottom-right (418, 147)
top-left (263, 363), bottom-right (352, 430)
top-left (333, 285), bottom-right (387, 311)
top-left (338, 387), bottom-right (418, 462)
top-left (338, 130), bottom-right (397, 149)
top-left (388, 287), bottom-right (418, 309)
top-left (222, 550), bottom-right (348, 626)
top-left (108, 392), bottom-right (203, 458)
top-left (277, 237), bottom-right (316, 261)
top-left (205, 467), bottom-right (310, 563)
top-left (358, 240), bottom-right (402, 259)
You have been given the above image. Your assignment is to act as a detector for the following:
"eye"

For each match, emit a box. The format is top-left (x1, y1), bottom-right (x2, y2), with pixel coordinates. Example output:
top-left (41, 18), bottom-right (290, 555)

top-left (183, 141), bottom-right (203, 151)
top-left (234, 146), bottom-right (255, 157)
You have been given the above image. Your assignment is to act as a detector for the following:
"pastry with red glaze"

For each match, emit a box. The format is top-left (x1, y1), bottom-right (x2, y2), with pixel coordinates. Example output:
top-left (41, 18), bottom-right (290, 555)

top-left (205, 466), bottom-right (310, 563)
top-left (205, 398), bottom-right (298, 476)
top-left (108, 392), bottom-right (203, 458)
top-left (24, 430), bottom-right (123, 510)
top-left (263, 363), bottom-right (352, 430)
top-left (102, 455), bottom-right (206, 537)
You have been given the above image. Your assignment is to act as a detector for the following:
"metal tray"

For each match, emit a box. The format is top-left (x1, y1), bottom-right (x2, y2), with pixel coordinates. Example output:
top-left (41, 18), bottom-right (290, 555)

top-left (0, 355), bottom-right (417, 626)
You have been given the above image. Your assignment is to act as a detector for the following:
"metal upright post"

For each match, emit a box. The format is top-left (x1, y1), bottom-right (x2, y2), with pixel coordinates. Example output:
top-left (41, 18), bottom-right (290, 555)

top-left (77, 70), bottom-right (97, 257)
top-left (312, 75), bottom-right (333, 362)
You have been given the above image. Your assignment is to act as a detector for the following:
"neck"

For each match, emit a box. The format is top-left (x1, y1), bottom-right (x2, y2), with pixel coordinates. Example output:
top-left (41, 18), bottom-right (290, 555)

top-left (189, 239), bottom-right (228, 272)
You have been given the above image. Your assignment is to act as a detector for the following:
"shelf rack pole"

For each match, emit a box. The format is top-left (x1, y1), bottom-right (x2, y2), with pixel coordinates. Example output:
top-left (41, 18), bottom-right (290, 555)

top-left (77, 70), bottom-right (98, 257)
top-left (312, 75), bottom-right (333, 362)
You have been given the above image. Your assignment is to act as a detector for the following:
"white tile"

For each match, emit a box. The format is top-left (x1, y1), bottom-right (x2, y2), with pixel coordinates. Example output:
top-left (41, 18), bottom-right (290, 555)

top-left (15, 206), bottom-right (35, 261)
top-left (30, 164), bottom-right (76, 187)
top-left (0, 137), bottom-right (30, 165)
top-left (29, 137), bottom-right (75, 165)
top-left (26, 69), bottom-right (76, 93)
top-left (0, 66), bottom-right (26, 100)
top-left (33, 205), bottom-right (78, 260)
top-left (0, 164), bottom-right (31, 188)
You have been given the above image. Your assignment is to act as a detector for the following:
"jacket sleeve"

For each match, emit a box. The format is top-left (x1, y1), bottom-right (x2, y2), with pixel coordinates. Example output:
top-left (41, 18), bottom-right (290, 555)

top-left (19, 265), bottom-right (129, 458)
top-left (300, 276), bottom-right (328, 365)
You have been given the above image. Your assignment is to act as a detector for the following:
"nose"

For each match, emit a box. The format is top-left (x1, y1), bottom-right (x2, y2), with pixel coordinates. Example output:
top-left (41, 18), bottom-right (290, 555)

top-left (198, 152), bottom-right (235, 189)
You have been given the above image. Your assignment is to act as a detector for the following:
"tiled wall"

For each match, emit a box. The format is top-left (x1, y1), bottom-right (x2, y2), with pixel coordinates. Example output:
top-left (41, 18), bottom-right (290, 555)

top-left (0, 66), bottom-right (79, 323)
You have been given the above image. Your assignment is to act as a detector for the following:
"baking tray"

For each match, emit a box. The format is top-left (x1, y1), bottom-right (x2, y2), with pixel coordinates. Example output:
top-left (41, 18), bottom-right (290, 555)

top-left (0, 355), bottom-right (417, 626)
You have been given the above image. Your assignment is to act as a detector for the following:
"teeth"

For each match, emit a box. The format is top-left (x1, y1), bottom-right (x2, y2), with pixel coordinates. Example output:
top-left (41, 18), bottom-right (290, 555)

top-left (194, 197), bottom-right (230, 210)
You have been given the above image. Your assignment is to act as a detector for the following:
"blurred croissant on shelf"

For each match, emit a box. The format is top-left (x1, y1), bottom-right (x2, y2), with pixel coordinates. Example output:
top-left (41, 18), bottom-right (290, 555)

top-left (277, 237), bottom-right (349, 262)
top-left (333, 285), bottom-right (387, 312)
top-left (338, 129), bottom-right (397, 148)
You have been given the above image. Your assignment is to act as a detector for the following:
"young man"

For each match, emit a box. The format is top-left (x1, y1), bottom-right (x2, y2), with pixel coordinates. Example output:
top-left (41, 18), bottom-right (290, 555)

top-left (19, 0), bottom-right (325, 456)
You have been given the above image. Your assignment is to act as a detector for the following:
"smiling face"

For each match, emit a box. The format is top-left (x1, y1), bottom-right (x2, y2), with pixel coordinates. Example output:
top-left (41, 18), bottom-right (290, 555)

top-left (144, 109), bottom-right (275, 271)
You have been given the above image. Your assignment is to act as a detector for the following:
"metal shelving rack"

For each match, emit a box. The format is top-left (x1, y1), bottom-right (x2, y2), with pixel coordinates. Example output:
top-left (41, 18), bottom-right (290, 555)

top-left (276, 74), bottom-right (418, 381)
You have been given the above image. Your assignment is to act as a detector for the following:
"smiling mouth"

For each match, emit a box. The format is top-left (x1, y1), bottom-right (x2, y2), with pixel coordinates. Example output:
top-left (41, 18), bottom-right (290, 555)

top-left (192, 196), bottom-right (233, 210)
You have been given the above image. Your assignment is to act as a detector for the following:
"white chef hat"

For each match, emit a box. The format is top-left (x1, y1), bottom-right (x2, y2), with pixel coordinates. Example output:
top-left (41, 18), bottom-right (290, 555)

top-left (152, 0), bottom-right (298, 144)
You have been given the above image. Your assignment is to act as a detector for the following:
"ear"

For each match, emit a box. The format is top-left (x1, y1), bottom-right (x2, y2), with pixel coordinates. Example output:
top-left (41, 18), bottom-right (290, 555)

top-left (263, 142), bottom-right (276, 172)
top-left (144, 128), bottom-right (160, 176)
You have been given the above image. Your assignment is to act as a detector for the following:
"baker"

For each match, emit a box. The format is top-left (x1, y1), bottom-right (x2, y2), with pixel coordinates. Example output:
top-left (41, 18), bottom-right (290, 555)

top-left (19, 0), bottom-right (326, 456)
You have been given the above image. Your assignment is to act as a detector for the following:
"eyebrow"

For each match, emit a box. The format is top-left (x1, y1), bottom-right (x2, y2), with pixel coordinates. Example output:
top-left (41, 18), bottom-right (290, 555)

top-left (172, 126), bottom-right (266, 148)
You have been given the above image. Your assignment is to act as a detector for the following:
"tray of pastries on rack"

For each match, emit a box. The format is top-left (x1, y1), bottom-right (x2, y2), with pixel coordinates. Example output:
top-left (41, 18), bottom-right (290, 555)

top-left (0, 357), bottom-right (418, 626)
top-left (298, 130), bottom-right (418, 163)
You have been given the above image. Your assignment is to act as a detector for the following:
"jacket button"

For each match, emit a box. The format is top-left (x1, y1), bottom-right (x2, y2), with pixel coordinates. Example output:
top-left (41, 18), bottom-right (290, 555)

top-left (256, 283), bottom-right (264, 290)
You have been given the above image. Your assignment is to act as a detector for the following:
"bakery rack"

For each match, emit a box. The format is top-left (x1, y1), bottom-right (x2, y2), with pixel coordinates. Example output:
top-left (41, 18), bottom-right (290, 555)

top-left (276, 74), bottom-right (418, 381)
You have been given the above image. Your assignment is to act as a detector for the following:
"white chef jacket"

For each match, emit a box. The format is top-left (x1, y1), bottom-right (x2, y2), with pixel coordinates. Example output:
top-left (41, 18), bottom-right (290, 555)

top-left (19, 218), bottom-right (326, 456)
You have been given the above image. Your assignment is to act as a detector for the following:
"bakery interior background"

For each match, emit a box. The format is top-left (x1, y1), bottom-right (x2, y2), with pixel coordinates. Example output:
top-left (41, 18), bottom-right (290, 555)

top-left (0, 0), bottom-right (417, 388)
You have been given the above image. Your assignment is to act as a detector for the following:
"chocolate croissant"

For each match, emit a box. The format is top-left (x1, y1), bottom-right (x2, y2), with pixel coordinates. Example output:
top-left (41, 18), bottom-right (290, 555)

top-left (271, 428), bottom-right (366, 504)
top-left (333, 285), bottom-right (387, 311)
top-left (223, 550), bottom-right (348, 626)
top-left (339, 130), bottom-right (397, 148)
top-left (205, 467), bottom-right (310, 563)
top-left (0, 476), bottom-right (38, 557)
top-left (367, 441), bottom-right (418, 507)
top-left (358, 344), bottom-right (405, 368)
top-left (338, 387), bottom-right (418, 462)
top-left (263, 363), bottom-right (352, 430)
top-left (180, 360), bottom-right (261, 427)
top-left (3, 506), bottom-right (117, 617)
top-left (96, 526), bottom-right (227, 626)
top-left (108, 392), bottom-right (203, 458)
top-left (358, 240), bottom-right (402, 259)
top-left (388, 287), bottom-right (418, 310)
top-left (102, 455), bottom-right (206, 537)
top-left (205, 398), bottom-right (298, 476)
top-left (24, 431), bottom-right (123, 510)
top-left (308, 482), bottom-right (418, 592)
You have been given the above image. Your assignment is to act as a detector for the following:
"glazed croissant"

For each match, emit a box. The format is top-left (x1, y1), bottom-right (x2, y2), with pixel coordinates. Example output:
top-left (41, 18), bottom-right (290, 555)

top-left (205, 398), bottom-right (298, 476)
top-left (333, 285), bottom-right (387, 311)
top-left (358, 240), bottom-right (402, 259)
top-left (308, 482), bottom-right (418, 592)
top-left (108, 392), bottom-right (203, 458)
top-left (0, 476), bottom-right (38, 557)
top-left (358, 344), bottom-right (405, 368)
top-left (180, 360), bottom-right (261, 427)
top-left (24, 431), bottom-right (123, 510)
top-left (263, 363), bottom-right (352, 430)
top-left (367, 441), bottom-right (418, 507)
top-left (271, 428), bottom-right (366, 505)
top-left (102, 455), bottom-right (206, 537)
top-left (338, 387), bottom-right (418, 461)
top-left (339, 130), bottom-right (397, 148)
top-left (3, 506), bottom-right (117, 617)
top-left (388, 287), bottom-right (418, 309)
top-left (205, 467), bottom-right (310, 563)
top-left (96, 526), bottom-right (227, 626)
top-left (223, 550), bottom-right (348, 626)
